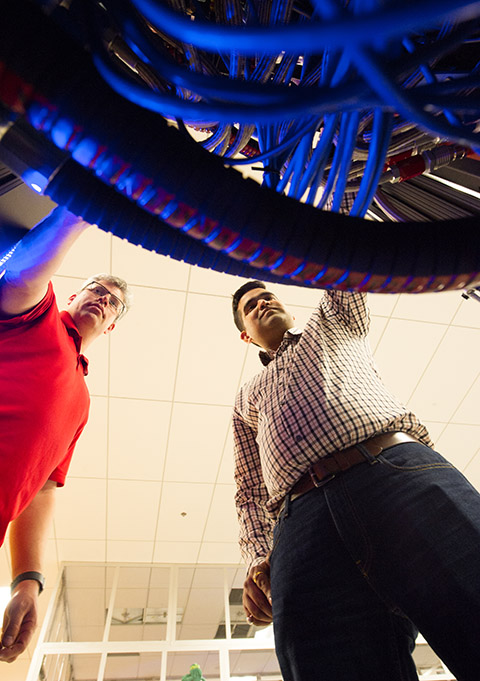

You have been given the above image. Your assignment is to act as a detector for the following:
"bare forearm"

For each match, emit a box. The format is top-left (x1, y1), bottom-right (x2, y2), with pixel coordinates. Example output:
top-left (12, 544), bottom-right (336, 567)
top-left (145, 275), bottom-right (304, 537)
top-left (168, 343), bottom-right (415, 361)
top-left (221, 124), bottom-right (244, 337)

top-left (9, 483), bottom-right (56, 579)
top-left (0, 484), bottom-right (56, 662)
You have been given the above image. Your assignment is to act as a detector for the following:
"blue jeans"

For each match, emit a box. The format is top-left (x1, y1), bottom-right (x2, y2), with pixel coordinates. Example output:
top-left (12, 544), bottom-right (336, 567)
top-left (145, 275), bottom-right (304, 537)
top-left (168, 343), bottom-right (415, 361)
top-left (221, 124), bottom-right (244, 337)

top-left (270, 443), bottom-right (480, 681)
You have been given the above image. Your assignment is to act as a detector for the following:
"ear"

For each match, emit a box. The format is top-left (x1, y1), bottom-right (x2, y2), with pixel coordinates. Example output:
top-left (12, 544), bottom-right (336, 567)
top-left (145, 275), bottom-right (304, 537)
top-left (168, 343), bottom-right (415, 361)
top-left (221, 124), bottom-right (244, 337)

top-left (240, 330), bottom-right (252, 345)
top-left (67, 293), bottom-right (77, 306)
top-left (103, 322), bottom-right (116, 335)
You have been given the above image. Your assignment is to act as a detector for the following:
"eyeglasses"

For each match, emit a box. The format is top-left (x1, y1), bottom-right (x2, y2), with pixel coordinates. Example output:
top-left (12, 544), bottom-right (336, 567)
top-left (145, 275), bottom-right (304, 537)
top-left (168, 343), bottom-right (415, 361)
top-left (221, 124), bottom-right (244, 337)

top-left (83, 281), bottom-right (126, 317)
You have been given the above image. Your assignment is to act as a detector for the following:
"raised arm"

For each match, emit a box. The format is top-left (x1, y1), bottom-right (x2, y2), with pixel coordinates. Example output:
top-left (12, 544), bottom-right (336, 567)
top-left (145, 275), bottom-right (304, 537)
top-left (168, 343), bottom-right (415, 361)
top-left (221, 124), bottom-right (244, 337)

top-left (0, 206), bottom-right (91, 316)
top-left (0, 481), bottom-right (56, 663)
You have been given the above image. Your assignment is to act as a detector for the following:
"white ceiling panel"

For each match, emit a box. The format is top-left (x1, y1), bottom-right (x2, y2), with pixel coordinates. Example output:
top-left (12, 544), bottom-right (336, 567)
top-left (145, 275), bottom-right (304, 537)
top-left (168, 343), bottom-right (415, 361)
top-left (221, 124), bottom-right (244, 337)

top-left (0, 657), bottom-right (31, 680)
top-left (106, 541), bottom-right (155, 563)
top-left (434, 424), bottom-right (480, 471)
top-left (57, 539), bottom-right (106, 563)
top-left (112, 237), bottom-right (190, 290)
top-left (421, 421), bottom-right (447, 443)
top-left (109, 286), bottom-right (187, 400)
top-left (451, 295), bottom-right (480, 329)
top-left (198, 543), bottom-right (242, 564)
top-left (67, 588), bottom-right (106, 627)
top-left (108, 398), bottom-right (171, 480)
top-left (153, 542), bottom-right (201, 563)
top-left (182, 587), bottom-right (225, 625)
top-left (164, 403), bottom-right (232, 483)
top-left (450, 372), bottom-right (480, 425)
top-left (408, 326), bottom-right (480, 422)
top-left (391, 290), bottom-right (462, 325)
top-left (55, 478), bottom-right (107, 540)
top-left (187, 262), bottom-right (247, 297)
top-left (203, 485), bottom-right (239, 543)
top-left (56, 226), bottom-right (112, 280)
top-left (107, 480), bottom-right (161, 541)
top-left (217, 430), bottom-right (235, 485)
top-left (366, 291), bottom-right (400, 317)
top-left (174, 294), bottom-right (247, 405)
top-left (373, 318), bottom-right (448, 405)
top-left (464, 451), bottom-right (480, 490)
top-left (155, 482), bottom-right (214, 542)
top-left (368, 314), bottom-right (389, 354)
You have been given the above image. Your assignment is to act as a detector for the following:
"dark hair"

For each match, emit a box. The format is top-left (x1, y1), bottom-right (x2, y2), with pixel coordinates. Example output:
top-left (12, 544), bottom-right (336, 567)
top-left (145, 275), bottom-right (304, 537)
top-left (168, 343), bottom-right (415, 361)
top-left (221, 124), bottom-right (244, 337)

top-left (232, 280), bottom-right (266, 332)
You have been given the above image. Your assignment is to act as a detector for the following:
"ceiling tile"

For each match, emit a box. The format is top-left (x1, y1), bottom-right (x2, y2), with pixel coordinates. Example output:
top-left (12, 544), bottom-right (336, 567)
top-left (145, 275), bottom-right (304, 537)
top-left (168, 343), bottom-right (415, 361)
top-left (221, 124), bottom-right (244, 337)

top-left (67, 588), bottom-right (106, 626)
top-left (0, 180), bottom-right (54, 226)
top-left (434, 424), bottom-right (480, 471)
top-left (106, 541), bottom-right (154, 563)
top-left (112, 237), bottom-right (191, 290)
top-left (451, 295), bottom-right (480, 329)
top-left (153, 541), bottom-right (201, 563)
top-left (464, 451), bottom-right (480, 491)
top-left (217, 430), bottom-right (235, 484)
top-left (0, 657), bottom-right (31, 680)
top-left (109, 287), bottom-right (187, 400)
top-left (55, 478), bottom-right (107, 540)
top-left (392, 291), bottom-right (461, 324)
top-left (174, 294), bottom-right (247, 405)
top-left (240, 342), bottom-right (264, 385)
top-left (450, 372), bottom-right (480, 425)
top-left (156, 482), bottom-right (214, 542)
top-left (164, 404), bottom-right (232, 483)
top-left (188, 265), bottom-right (249, 297)
top-left (57, 539), bottom-right (106, 562)
top-left (107, 480), bottom-right (161, 541)
top-left (198, 543), bottom-right (242, 564)
top-left (373, 318), bottom-right (448, 404)
top-left (368, 315), bottom-right (389, 354)
top-left (421, 421), bottom-right (447, 443)
top-left (182, 587), bottom-right (224, 625)
top-left (68, 396), bottom-right (108, 478)
top-left (408, 326), bottom-right (480, 421)
top-left (56, 226), bottom-right (112, 279)
top-left (366, 292), bottom-right (400, 317)
top-left (203, 484), bottom-right (238, 543)
top-left (108, 398), bottom-right (171, 481)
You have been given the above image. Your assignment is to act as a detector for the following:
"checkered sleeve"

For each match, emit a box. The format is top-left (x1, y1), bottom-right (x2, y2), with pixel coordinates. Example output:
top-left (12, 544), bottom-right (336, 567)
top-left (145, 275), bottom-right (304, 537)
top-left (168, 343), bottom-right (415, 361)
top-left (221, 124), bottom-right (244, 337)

top-left (320, 290), bottom-right (370, 336)
top-left (233, 406), bottom-right (275, 570)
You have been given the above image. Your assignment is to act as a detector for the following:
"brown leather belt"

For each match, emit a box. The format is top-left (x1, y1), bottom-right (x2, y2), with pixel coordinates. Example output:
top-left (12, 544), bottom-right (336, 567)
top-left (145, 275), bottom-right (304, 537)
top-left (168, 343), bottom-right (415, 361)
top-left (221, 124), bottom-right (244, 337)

top-left (288, 432), bottom-right (419, 503)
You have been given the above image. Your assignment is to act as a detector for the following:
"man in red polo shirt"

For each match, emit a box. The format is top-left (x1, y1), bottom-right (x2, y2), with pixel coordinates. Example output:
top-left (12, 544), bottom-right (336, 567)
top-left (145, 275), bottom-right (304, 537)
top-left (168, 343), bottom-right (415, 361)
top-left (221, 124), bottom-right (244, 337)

top-left (0, 205), bottom-right (131, 663)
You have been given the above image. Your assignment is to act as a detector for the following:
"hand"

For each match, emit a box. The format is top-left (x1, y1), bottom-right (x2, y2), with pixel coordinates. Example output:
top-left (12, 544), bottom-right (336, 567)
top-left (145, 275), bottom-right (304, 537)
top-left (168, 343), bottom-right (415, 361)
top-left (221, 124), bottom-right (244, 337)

top-left (0, 581), bottom-right (39, 663)
top-left (243, 558), bottom-right (272, 626)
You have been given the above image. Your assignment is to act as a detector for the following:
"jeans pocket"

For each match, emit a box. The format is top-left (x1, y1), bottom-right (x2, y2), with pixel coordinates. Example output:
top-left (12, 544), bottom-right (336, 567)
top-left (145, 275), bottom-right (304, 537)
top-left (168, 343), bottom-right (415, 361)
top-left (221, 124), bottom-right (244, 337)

top-left (378, 443), bottom-right (454, 472)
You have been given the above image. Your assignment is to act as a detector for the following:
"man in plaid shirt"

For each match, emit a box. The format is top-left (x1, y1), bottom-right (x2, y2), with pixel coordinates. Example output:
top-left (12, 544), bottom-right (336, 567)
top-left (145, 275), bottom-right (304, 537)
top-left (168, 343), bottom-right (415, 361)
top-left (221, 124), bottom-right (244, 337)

top-left (232, 280), bottom-right (480, 681)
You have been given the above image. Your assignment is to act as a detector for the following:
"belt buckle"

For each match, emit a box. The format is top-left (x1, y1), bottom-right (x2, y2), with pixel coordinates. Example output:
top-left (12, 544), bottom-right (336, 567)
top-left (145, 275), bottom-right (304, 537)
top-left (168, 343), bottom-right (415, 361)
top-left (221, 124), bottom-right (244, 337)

top-left (309, 468), bottom-right (335, 488)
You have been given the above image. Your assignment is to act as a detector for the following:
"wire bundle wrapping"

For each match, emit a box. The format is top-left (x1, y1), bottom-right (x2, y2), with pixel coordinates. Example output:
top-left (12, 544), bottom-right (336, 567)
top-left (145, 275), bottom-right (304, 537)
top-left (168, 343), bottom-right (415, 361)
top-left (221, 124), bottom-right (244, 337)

top-left (0, 0), bottom-right (479, 292)
top-left (86, 0), bottom-right (480, 219)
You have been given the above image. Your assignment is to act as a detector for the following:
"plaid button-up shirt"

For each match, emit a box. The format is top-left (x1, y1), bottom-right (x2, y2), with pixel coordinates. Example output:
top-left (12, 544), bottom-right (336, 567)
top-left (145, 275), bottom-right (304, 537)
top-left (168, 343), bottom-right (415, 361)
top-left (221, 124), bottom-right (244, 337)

top-left (233, 290), bottom-right (433, 569)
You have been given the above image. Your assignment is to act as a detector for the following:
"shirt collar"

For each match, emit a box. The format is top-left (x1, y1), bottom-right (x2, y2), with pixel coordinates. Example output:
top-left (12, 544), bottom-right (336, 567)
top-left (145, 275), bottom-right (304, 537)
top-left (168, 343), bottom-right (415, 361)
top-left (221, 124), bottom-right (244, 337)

top-left (259, 327), bottom-right (302, 366)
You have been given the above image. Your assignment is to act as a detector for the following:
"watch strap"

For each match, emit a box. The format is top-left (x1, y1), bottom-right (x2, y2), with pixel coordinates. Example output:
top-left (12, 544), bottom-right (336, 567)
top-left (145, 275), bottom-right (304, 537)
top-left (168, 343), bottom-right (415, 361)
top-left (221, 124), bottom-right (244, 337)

top-left (11, 571), bottom-right (45, 595)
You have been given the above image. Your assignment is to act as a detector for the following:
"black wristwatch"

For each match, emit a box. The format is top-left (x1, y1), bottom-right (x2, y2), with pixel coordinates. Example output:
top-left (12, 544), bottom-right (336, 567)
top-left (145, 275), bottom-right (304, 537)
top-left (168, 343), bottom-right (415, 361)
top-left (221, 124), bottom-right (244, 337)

top-left (11, 571), bottom-right (45, 595)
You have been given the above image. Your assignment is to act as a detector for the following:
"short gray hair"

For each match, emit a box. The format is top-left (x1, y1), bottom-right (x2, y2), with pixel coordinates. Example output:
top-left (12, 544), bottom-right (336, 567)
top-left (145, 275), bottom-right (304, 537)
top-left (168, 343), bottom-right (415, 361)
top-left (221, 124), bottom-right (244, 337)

top-left (80, 273), bottom-right (132, 321)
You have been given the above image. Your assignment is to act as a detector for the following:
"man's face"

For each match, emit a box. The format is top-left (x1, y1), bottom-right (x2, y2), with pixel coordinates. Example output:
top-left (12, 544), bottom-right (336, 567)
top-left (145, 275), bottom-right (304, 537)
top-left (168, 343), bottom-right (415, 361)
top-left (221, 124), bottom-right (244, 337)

top-left (67, 279), bottom-right (124, 336)
top-left (239, 287), bottom-right (295, 351)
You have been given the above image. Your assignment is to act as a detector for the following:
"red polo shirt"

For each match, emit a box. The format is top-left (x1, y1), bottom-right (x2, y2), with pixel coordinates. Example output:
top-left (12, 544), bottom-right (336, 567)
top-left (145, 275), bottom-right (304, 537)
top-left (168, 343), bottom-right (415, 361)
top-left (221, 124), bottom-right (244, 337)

top-left (0, 282), bottom-right (90, 546)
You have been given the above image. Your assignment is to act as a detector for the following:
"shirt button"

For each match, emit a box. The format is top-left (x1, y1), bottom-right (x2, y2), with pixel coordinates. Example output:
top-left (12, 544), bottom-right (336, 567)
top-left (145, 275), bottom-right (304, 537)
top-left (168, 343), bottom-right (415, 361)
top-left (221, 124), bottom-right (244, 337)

top-left (295, 435), bottom-right (302, 443)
